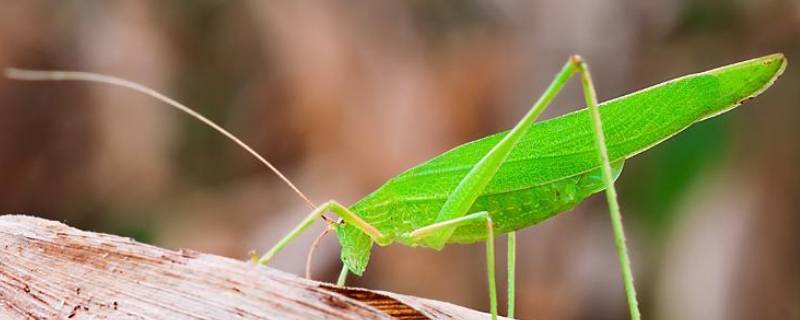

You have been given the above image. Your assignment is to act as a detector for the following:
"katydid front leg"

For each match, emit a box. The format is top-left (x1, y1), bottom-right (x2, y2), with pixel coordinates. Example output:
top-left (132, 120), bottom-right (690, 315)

top-left (257, 200), bottom-right (389, 265)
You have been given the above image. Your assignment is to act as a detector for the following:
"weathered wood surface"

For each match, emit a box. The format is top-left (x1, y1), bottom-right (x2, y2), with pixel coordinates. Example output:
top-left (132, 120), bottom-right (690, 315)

top-left (0, 215), bottom-right (503, 319)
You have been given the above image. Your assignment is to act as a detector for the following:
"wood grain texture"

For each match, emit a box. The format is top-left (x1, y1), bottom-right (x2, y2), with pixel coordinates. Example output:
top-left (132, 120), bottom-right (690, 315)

top-left (0, 215), bottom-right (503, 319)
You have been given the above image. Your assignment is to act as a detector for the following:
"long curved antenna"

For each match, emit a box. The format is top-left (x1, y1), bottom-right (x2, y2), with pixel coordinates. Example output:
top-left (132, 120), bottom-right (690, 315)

top-left (6, 68), bottom-right (316, 209)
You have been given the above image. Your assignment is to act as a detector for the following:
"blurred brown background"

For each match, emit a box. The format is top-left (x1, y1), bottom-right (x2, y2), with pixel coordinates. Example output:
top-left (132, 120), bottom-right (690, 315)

top-left (1, 1), bottom-right (798, 319)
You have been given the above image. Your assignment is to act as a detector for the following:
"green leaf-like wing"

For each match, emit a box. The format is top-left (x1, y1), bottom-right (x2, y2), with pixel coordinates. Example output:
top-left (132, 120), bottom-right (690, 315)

top-left (391, 54), bottom-right (785, 197)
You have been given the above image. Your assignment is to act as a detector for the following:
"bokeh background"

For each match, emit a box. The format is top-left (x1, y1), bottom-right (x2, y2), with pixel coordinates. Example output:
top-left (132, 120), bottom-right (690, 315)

top-left (1, 1), bottom-right (798, 319)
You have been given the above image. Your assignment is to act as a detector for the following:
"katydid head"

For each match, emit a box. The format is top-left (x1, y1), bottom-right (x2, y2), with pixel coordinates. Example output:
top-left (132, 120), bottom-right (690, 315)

top-left (335, 221), bottom-right (373, 276)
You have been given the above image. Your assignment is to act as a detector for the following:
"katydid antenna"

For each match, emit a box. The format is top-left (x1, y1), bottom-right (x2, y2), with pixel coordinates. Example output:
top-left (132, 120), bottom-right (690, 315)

top-left (5, 68), bottom-right (336, 224)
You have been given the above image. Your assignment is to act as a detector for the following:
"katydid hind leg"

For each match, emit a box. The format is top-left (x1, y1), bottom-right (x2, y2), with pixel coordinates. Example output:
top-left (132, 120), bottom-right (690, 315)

top-left (424, 57), bottom-right (584, 249)
top-left (574, 56), bottom-right (641, 320)
top-left (408, 212), bottom-right (498, 319)
top-left (408, 56), bottom-right (588, 318)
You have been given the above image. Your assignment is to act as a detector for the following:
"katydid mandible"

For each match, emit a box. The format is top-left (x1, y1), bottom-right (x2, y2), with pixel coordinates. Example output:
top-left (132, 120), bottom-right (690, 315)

top-left (6, 53), bottom-right (786, 320)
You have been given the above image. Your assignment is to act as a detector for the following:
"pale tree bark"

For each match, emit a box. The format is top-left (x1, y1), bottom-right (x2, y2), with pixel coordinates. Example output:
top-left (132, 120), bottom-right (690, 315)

top-left (0, 215), bottom-right (504, 319)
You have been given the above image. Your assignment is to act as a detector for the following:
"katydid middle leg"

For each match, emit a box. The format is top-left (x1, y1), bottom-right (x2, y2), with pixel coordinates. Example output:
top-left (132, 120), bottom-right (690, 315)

top-left (407, 212), bottom-right (498, 319)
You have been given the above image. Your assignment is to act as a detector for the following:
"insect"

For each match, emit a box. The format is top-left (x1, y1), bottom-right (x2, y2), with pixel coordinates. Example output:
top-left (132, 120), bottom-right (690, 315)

top-left (7, 53), bottom-right (786, 319)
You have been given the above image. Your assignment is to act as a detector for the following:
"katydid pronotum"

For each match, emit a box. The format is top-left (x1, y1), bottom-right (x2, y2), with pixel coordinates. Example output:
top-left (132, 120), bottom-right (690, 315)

top-left (6, 53), bottom-right (786, 319)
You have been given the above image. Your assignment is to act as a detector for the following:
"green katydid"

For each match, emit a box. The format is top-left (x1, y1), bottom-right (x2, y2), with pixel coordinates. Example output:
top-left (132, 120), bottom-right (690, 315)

top-left (5, 53), bottom-right (786, 319)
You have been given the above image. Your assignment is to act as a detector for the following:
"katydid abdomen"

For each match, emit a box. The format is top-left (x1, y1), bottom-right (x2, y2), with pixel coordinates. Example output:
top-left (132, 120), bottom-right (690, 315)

top-left (350, 161), bottom-right (623, 246)
top-left (337, 54), bottom-right (785, 275)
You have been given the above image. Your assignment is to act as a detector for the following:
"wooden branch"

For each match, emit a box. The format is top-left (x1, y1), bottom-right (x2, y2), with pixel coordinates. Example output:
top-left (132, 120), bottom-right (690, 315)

top-left (0, 215), bottom-right (504, 319)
